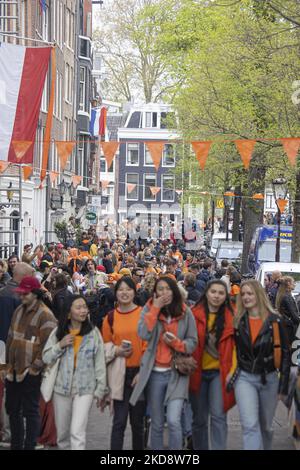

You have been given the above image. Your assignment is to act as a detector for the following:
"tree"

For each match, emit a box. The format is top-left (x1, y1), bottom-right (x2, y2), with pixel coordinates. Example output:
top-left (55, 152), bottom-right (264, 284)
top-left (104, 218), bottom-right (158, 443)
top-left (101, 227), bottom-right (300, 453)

top-left (148, 0), bottom-right (300, 269)
top-left (93, 0), bottom-right (179, 103)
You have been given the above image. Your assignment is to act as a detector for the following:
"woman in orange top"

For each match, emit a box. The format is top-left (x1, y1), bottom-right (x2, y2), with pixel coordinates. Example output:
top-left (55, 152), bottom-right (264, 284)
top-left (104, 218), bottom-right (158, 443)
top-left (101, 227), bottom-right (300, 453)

top-left (102, 277), bottom-right (146, 450)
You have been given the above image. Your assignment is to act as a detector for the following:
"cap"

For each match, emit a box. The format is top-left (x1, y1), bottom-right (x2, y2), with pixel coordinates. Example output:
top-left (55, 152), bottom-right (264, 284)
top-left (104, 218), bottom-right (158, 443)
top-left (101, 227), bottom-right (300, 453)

top-left (96, 265), bottom-right (106, 273)
top-left (15, 276), bottom-right (41, 294)
top-left (119, 268), bottom-right (132, 277)
top-left (57, 243), bottom-right (64, 249)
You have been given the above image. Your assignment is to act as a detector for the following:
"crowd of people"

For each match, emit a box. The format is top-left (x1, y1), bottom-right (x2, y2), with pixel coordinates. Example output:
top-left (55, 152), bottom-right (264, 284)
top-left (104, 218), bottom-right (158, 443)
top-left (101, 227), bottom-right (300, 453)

top-left (0, 228), bottom-right (299, 451)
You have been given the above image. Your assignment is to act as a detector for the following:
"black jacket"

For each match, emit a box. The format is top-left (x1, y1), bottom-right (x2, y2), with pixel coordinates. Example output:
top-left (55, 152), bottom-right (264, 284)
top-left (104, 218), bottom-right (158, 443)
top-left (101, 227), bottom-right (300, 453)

top-left (235, 312), bottom-right (290, 394)
top-left (279, 294), bottom-right (300, 346)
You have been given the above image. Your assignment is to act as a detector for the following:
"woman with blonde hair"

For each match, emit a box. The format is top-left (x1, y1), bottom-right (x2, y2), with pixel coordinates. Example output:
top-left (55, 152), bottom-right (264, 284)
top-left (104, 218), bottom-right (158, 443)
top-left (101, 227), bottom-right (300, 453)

top-left (233, 279), bottom-right (290, 450)
top-left (275, 276), bottom-right (300, 347)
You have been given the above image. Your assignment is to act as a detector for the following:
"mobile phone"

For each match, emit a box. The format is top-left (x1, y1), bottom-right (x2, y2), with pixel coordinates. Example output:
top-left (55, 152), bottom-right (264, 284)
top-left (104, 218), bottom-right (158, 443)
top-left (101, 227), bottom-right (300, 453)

top-left (165, 332), bottom-right (176, 341)
top-left (121, 340), bottom-right (132, 349)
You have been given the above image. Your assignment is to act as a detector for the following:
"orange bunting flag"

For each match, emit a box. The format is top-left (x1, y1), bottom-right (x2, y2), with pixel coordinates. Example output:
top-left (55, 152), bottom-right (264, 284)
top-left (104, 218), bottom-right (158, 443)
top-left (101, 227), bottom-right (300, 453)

top-left (56, 141), bottom-right (76, 172)
top-left (101, 180), bottom-right (110, 190)
top-left (101, 142), bottom-right (120, 170)
top-left (49, 171), bottom-right (59, 184)
top-left (235, 140), bottom-right (256, 169)
top-left (127, 183), bottom-right (136, 194)
top-left (224, 191), bottom-right (235, 197)
top-left (277, 198), bottom-right (288, 213)
top-left (252, 193), bottom-right (264, 200)
top-left (191, 141), bottom-right (212, 171)
top-left (12, 141), bottom-right (33, 161)
top-left (72, 175), bottom-right (82, 188)
top-left (150, 186), bottom-right (161, 196)
top-left (280, 138), bottom-right (300, 167)
top-left (0, 161), bottom-right (10, 174)
top-left (145, 142), bottom-right (165, 170)
top-left (23, 166), bottom-right (33, 181)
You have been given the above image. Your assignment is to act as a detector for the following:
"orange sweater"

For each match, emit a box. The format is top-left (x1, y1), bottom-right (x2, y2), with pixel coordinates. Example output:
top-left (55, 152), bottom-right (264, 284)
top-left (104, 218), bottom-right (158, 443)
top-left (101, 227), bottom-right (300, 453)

top-left (102, 306), bottom-right (146, 368)
top-left (143, 303), bottom-right (186, 368)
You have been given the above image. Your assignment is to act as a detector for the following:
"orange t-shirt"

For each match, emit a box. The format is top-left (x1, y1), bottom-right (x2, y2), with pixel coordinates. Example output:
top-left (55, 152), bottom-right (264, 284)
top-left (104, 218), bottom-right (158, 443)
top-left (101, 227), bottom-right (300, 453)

top-left (102, 306), bottom-right (146, 368)
top-left (249, 316), bottom-right (263, 345)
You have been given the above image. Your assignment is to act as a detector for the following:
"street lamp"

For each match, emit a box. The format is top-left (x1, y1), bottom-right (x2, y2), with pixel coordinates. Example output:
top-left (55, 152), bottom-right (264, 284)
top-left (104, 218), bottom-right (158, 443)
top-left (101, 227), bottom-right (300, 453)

top-left (272, 177), bottom-right (287, 262)
top-left (224, 191), bottom-right (234, 241)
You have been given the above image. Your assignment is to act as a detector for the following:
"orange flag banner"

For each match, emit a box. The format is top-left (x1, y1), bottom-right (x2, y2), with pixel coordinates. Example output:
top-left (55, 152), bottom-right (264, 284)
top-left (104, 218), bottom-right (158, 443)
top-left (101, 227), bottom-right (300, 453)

top-left (280, 138), bottom-right (300, 166)
top-left (145, 142), bottom-right (165, 170)
top-left (150, 186), bottom-right (161, 196)
top-left (41, 47), bottom-right (56, 182)
top-left (12, 141), bottom-right (33, 161)
top-left (235, 140), bottom-right (256, 169)
top-left (0, 161), bottom-right (10, 173)
top-left (191, 141), bottom-right (212, 170)
top-left (56, 141), bottom-right (75, 172)
top-left (100, 180), bottom-right (110, 190)
top-left (72, 175), bottom-right (82, 188)
top-left (49, 171), bottom-right (59, 184)
top-left (252, 193), bottom-right (264, 200)
top-left (101, 142), bottom-right (120, 170)
top-left (127, 183), bottom-right (136, 194)
top-left (277, 198), bottom-right (288, 213)
top-left (23, 166), bottom-right (33, 181)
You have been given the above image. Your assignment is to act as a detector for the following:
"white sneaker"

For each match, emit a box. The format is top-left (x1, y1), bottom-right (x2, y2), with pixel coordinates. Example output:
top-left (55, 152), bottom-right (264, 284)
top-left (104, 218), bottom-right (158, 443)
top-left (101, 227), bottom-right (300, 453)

top-left (0, 441), bottom-right (10, 448)
top-left (35, 443), bottom-right (45, 450)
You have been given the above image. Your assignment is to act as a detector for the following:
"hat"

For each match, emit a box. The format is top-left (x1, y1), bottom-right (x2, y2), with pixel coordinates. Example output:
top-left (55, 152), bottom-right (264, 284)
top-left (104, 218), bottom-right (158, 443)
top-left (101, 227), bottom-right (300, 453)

top-left (107, 273), bottom-right (121, 284)
top-left (57, 243), bottom-right (64, 249)
top-left (119, 268), bottom-right (132, 277)
top-left (97, 265), bottom-right (106, 273)
top-left (15, 276), bottom-right (41, 294)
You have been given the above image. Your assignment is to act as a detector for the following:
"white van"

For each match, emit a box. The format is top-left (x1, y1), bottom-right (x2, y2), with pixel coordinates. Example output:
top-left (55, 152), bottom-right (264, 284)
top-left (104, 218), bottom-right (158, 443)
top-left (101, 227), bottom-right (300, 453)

top-left (256, 262), bottom-right (300, 297)
top-left (210, 233), bottom-right (232, 257)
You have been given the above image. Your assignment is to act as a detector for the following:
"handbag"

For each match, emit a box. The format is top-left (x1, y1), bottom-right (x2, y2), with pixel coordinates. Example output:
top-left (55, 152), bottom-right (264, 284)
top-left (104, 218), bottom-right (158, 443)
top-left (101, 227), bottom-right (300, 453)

top-left (173, 353), bottom-right (197, 376)
top-left (41, 358), bottom-right (61, 403)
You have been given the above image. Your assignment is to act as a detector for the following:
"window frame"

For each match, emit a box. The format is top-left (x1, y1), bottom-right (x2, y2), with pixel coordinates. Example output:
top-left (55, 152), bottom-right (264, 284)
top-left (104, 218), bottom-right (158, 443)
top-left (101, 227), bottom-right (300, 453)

top-left (161, 174), bottom-right (175, 202)
top-left (162, 143), bottom-right (176, 168)
top-left (143, 173), bottom-right (157, 202)
top-left (125, 173), bottom-right (139, 201)
top-left (126, 143), bottom-right (139, 166)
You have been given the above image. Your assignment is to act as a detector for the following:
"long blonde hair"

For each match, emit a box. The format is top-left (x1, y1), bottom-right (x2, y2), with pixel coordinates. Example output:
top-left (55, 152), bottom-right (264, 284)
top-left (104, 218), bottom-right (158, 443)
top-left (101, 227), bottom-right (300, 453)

top-left (275, 276), bottom-right (294, 312)
top-left (235, 279), bottom-right (276, 327)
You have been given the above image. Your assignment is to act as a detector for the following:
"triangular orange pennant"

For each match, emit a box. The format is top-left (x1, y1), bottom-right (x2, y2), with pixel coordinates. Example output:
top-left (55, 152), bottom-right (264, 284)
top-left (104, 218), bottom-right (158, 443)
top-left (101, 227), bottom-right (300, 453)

top-left (56, 141), bottom-right (76, 171)
top-left (12, 141), bottom-right (33, 161)
top-left (101, 180), bottom-right (110, 190)
top-left (0, 161), bottom-right (10, 174)
top-left (72, 175), bottom-right (82, 188)
top-left (145, 142), bottom-right (165, 171)
top-left (150, 186), bottom-right (161, 196)
top-left (22, 166), bottom-right (33, 181)
top-left (280, 138), bottom-right (300, 166)
top-left (127, 183), bottom-right (136, 194)
top-left (235, 140), bottom-right (256, 169)
top-left (49, 171), bottom-right (59, 184)
top-left (277, 198), bottom-right (288, 213)
top-left (252, 193), bottom-right (264, 200)
top-left (101, 142), bottom-right (120, 170)
top-left (191, 141), bottom-right (212, 170)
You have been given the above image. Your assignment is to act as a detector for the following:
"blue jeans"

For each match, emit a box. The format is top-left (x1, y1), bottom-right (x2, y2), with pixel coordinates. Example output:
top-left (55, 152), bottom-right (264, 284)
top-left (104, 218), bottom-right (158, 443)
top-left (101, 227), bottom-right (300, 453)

top-left (147, 370), bottom-right (184, 450)
top-left (234, 370), bottom-right (279, 450)
top-left (181, 401), bottom-right (192, 438)
top-left (190, 370), bottom-right (227, 450)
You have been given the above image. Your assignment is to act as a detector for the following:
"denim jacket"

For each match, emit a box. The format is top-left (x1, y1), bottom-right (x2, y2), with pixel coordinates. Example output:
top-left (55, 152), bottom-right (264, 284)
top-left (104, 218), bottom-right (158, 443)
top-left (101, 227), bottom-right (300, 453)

top-left (42, 327), bottom-right (107, 399)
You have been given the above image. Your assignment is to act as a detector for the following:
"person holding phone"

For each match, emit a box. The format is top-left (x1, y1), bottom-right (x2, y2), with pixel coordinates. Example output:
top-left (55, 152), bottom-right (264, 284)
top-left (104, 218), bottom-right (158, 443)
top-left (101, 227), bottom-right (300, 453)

top-left (130, 276), bottom-right (197, 450)
top-left (102, 277), bottom-right (147, 450)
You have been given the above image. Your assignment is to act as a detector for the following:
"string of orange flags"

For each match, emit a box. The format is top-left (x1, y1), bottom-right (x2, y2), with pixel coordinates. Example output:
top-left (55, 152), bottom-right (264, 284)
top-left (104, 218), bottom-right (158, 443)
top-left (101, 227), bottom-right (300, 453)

top-left (0, 162), bottom-right (291, 204)
top-left (3, 137), bottom-right (300, 171)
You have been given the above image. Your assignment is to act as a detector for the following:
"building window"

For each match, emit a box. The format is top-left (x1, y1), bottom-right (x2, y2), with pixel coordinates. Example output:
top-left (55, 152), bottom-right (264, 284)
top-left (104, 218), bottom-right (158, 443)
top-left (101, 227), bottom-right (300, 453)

top-left (77, 139), bottom-right (84, 177)
top-left (144, 174), bottom-right (157, 201)
top-left (41, 75), bottom-right (48, 113)
top-left (100, 158), bottom-right (114, 173)
top-left (126, 143), bottom-right (139, 166)
top-left (145, 112), bottom-right (157, 128)
top-left (163, 144), bottom-right (175, 167)
top-left (55, 71), bottom-right (62, 120)
top-left (79, 67), bottom-right (86, 112)
top-left (266, 193), bottom-right (273, 210)
top-left (144, 147), bottom-right (154, 166)
top-left (162, 174), bottom-right (175, 202)
top-left (126, 174), bottom-right (138, 201)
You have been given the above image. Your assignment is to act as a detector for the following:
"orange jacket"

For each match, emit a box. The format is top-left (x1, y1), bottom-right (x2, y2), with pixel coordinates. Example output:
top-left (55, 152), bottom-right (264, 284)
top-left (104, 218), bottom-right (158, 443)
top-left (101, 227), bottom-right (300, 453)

top-left (190, 303), bottom-right (235, 412)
